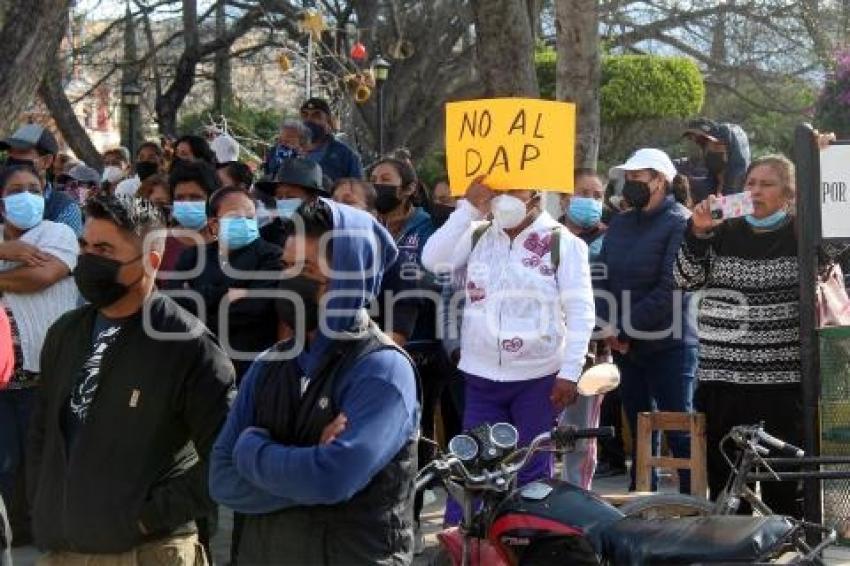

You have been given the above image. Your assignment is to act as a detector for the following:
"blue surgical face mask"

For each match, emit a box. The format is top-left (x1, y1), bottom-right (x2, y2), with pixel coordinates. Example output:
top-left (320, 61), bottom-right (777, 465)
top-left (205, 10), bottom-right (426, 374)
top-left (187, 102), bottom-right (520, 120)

top-left (255, 201), bottom-right (274, 228)
top-left (276, 198), bottom-right (303, 219)
top-left (567, 197), bottom-right (603, 228)
top-left (172, 201), bottom-right (208, 230)
top-left (219, 216), bottom-right (259, 250)
top-left (3, 191), bottom-right (45, 230)
top-left (745, 210), bottom-right (788, 229)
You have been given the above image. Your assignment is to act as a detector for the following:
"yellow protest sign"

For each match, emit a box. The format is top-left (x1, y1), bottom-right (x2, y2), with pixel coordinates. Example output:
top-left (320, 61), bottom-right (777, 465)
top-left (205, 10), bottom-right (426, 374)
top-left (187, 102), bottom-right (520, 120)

top-left (445, 98), bottom-right (576, 195)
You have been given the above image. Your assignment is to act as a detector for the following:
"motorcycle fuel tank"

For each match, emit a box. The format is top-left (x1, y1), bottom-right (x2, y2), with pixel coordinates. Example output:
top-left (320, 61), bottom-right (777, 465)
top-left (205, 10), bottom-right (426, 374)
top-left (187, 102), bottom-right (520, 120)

top-left (489, 478), bottom-right (624, 561)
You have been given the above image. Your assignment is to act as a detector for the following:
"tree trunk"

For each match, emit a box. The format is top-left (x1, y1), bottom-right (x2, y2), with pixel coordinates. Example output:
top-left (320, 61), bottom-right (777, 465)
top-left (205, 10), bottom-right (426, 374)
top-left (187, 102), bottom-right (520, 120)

top-left (0, 0), bottom-right (70, 135)
top-left (527, 0), bottom-right (542, 43)
top-left (213, 0), bottom-right (232, 114)
top-left (122, 4), bottom-right (142, 154)
top-left (38, 58), bottom-right (103, 170)
top-left (555, 0), bottom-right (600, 168)
top-left (154, 0), bottom-right (260, 136)
top-left (470, 0), bottom-right (539, 97)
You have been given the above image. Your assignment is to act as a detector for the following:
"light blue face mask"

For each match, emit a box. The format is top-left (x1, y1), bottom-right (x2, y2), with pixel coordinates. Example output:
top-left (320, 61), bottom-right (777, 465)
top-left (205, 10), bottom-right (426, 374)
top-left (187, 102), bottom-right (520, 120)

top-left (745, 210), bottom-right (788, 229)
top-left (3, 191), bottom-right (44, 231)
top-left (255, 201), bottom-right (274, 228)
top-left (276, 198), bottom-right (303, 219)
top-left (172, 201), bottom-right (208, 230)
top-left (219, 216), bottom-right (259, 250)
top-left (567, 197), bottom-right (603, 228)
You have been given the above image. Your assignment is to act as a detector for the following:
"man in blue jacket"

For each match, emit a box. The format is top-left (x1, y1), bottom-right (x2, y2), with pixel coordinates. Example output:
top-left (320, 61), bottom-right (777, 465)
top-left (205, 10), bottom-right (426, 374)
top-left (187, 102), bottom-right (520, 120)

top-left (210, 199), bottom-right (419, 565)
top-left (682, 118), bottom-right (751, 203)
top-left (300, 98), bottom-right (364, 182)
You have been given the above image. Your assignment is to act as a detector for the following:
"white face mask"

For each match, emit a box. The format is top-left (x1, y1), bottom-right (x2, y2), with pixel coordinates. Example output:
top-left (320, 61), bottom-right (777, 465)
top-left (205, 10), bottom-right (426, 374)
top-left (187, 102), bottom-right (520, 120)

top-left (101, 166), bottom-right (125, 184)
top-left (491, 194), bottom-right (529, 230)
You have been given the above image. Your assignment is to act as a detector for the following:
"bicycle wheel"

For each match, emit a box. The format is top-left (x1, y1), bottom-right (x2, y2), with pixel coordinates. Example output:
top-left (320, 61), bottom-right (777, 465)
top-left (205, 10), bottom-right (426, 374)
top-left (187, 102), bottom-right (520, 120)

top-left (619, 494), bottom-right (715, 519)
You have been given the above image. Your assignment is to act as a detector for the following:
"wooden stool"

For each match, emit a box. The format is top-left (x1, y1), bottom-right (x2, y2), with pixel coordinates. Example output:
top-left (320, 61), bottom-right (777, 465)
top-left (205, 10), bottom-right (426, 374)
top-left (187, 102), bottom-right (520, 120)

top-left (635, 411), bottom-right (707, 497)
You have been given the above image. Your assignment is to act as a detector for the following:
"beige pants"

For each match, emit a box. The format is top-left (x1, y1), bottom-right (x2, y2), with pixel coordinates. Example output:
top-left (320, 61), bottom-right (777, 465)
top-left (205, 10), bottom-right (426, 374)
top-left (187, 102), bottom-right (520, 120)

top-left (37, 534), bottom-right (206, 566)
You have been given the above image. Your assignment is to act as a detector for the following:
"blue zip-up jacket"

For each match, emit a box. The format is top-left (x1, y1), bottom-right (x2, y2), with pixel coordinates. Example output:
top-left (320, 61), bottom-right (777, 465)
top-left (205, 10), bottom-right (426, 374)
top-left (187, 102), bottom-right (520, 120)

top-left (209, 200), bottom-right (419, 513)
top-left (596, 195), bottom-right (697, 353)
top-left (306, 138), bottom-right (364, 182)
top-left (377, 207), bottom-right (439, 345)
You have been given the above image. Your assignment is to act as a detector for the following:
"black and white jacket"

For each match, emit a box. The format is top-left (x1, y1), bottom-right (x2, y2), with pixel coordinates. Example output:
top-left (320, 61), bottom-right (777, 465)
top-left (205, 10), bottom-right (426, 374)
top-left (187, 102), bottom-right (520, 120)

top-left (674, 216), bottom-right (800, 385)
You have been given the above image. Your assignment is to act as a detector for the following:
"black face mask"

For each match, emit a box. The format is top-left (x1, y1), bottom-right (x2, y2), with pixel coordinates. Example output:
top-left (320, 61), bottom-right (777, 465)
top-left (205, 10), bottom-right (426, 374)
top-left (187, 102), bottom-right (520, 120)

top-left (374, 184), bottom-right (403, 214)
top-left (136, 161), bottom-right (160, 181)
top-left (622, 180), bottom-right (652, 210)
top-left (73, 253), bottom-right (143, 309)
top-left (705, 151), bottom-right (727, 176)
top-left (169, 157), bottom-right (191, 173)
top-left (275, 275), bottom-right (322, 334)
top-left (431, 203), bottom-right (455, 227)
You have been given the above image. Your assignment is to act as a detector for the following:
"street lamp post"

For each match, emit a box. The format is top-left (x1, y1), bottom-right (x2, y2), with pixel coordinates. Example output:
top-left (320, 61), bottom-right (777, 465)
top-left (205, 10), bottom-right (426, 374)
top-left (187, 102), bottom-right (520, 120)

top-left (121, 82), bottom-right (142, 161)
top-left (372, 55), bottom-right (390, 156)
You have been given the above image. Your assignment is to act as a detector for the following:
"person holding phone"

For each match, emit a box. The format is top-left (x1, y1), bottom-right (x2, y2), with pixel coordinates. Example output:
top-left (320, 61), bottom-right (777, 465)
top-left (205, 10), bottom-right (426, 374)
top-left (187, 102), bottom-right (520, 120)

top-left (675, 154), bottom-right (803, 517)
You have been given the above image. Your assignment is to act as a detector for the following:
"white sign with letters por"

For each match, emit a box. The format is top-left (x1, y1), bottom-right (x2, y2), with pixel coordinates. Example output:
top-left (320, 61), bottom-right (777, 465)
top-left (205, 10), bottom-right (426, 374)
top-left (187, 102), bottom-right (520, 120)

top-left (820, 145), bottom-right (850, 239)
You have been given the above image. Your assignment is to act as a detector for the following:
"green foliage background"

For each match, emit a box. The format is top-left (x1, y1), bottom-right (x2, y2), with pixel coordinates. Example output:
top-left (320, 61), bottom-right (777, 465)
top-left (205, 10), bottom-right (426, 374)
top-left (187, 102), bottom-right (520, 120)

top-left (535, 49), bottom-right (705, 122)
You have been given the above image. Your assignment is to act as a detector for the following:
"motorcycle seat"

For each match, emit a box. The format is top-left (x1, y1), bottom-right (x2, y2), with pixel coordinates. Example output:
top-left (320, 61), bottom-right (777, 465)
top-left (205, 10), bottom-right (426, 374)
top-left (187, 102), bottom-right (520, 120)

top-left (600, 515), bottom-right (796, 564)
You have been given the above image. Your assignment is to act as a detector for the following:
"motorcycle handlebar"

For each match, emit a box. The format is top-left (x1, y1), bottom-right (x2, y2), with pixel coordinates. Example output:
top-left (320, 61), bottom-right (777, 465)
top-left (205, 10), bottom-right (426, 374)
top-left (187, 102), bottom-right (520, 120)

top-left (416, 426), bottom-right (618, 492)
top-left (553, 426), bottom-right (615, 444)
top-left (756, 429), bottom-right (804, 458)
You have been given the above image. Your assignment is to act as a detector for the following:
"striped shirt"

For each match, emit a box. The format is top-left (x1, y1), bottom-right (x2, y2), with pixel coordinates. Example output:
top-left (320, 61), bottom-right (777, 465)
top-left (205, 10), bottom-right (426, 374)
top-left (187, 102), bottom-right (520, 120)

top-left (674, 217), bottom-right (800, 385)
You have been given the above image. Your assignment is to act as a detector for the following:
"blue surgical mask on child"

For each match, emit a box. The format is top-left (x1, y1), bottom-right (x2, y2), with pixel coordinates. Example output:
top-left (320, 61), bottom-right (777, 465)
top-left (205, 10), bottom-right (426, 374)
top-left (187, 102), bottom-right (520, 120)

top-left (745, 210), bottom-right (787, 229)
top-left (567, 197), bottom-right (603, 228)
top-left (172, 201), bottom-right (208, 230)
top-left (3, 192), bottom-right (44, 231)
top-left (219, 216), bottom-right (259, 250)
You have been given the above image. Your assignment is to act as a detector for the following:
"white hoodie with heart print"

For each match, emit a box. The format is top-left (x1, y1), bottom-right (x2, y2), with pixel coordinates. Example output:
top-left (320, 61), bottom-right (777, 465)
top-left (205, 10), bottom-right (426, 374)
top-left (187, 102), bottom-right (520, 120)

top-left (422, 199), bottom-right (595, 383)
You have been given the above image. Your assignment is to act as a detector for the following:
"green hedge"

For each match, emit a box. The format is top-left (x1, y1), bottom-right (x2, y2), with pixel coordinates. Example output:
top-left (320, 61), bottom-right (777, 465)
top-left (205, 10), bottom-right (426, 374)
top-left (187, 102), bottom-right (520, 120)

top-left (536, 50), bottom-right (705, 122)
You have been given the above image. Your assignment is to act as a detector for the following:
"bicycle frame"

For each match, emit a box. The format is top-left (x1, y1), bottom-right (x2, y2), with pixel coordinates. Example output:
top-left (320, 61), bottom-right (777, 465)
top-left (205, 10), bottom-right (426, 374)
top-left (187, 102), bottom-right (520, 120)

top-left (714, 428), bottom-right (842, 564)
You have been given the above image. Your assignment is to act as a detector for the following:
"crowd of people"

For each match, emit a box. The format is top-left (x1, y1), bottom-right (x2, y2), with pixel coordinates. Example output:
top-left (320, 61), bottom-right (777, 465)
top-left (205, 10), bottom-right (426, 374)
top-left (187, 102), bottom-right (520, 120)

top-left (0, 99), bottom-right (825, 565)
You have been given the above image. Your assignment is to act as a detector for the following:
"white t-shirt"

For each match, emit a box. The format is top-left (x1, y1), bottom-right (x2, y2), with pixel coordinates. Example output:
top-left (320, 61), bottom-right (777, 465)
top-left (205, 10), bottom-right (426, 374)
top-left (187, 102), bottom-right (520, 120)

top-left (115, 175), bottom-right (141, 197)
top-left (0, 221), bottom-right (80, 372)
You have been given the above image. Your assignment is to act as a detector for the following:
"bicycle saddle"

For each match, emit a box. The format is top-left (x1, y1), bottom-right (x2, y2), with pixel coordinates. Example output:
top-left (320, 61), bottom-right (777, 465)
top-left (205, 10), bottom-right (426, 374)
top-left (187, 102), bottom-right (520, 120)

top-left (599, 515), bottom-right (796, 564)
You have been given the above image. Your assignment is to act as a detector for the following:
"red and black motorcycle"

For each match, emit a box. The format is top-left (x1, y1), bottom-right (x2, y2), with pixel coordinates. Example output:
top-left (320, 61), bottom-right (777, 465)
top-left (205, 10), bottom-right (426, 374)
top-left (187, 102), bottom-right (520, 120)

top-left (418, 421), bottom-right (829, 565)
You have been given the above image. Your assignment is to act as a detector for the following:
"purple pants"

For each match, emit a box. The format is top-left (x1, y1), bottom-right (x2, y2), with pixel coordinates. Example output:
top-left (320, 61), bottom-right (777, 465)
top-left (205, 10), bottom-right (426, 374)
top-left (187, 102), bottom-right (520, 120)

top-left (444, 372), bottom-right (557, 525)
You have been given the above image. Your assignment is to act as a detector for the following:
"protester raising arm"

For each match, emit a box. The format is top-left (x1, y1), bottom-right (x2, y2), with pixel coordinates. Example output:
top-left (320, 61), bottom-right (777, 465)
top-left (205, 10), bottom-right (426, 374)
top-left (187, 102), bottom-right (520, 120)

top-left (675, 197), bottom-right (721, 292)
top-left (421, 178), bottom-right (491, 274)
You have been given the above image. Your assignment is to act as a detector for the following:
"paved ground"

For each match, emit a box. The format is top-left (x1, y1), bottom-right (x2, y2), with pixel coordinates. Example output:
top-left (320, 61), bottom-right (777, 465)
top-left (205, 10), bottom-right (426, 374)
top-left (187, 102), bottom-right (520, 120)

top-left (11, 471), bottom-right (850, 564)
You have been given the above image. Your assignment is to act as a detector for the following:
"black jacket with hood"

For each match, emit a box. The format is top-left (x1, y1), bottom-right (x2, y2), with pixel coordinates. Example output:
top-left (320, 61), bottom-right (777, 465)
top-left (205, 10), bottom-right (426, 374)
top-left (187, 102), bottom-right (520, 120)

top-left (690, 122), bottom-right (751, 203)
top-left (27, 294), bottom-right (234, 554)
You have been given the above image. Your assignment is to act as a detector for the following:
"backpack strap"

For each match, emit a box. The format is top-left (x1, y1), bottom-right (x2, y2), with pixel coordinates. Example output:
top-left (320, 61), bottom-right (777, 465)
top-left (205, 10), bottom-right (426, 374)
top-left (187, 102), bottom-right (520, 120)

top-left (550, 225), bottom-right (562, 272)
top-left (471, 222), bottom-right (492, 252)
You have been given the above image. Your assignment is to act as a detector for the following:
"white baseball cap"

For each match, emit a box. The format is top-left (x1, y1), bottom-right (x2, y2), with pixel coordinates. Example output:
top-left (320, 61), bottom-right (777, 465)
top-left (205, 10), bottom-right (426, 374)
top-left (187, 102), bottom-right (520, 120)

top-left (210, 134), bottom-right (240, 164)
top-left (609, 148), bottom-right (677, 184)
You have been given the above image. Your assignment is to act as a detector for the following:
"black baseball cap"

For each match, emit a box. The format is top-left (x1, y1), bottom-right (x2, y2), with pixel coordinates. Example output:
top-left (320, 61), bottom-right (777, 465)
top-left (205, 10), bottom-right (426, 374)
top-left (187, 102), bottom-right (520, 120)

top-left (300, 97), bottom-right (332, 116)
top-left (0, 124), bottom-right (59, 155)
top-left (274, 158), bottom-right (327, 194)
top-left (683, 118), bottom-right (722, 143)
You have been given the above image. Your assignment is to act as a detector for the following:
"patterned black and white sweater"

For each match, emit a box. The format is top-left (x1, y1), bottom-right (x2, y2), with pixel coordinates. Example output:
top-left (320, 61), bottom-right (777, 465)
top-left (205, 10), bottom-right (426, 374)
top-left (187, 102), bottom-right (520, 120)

top-left (674, 217), bottom-right (800, 385)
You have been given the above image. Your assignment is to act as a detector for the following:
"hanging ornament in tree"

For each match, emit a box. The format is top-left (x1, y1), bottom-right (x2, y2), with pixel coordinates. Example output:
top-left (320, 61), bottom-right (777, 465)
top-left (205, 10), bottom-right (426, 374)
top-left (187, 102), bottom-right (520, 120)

top-left (350, 41), bottom-right (368, 62)
top-left (299, 9), bottom-right (326, 41)
top-left (278, 54), bottom-right (292, 73)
